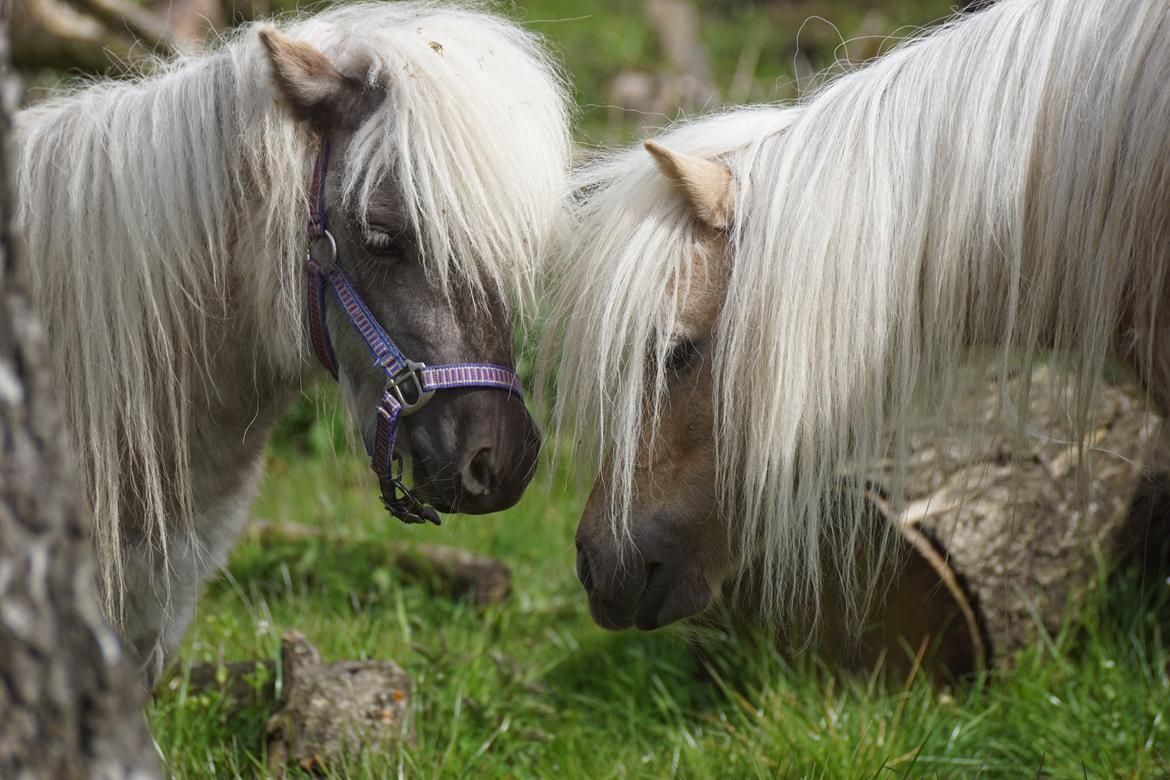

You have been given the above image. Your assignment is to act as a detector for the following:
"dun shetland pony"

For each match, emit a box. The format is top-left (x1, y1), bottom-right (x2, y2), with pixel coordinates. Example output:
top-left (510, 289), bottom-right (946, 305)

top-left (16, 2), bottom-right (570, 682)
top-left (547, 0), bottom-right (1170, 634)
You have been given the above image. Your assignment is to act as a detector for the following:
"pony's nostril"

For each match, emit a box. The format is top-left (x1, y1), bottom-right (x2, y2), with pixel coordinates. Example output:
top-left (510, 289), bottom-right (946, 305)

top-left (461, 447), bottom-right (497, 496)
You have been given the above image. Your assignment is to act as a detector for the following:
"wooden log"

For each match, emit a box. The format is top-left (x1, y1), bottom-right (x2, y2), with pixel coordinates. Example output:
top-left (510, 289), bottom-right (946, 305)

top-left (248, 520), bottom-right (512, 607)
top-left (877, 367), bottom-right (1163, 668)
top-left (724, 366), bottom-right (1168, 682)
top-left (864, 367), bottom-right (1164, 678)
top-left (12, 0), bottom-right (139, 73)
top-left (62, 0), bottom-right (193, 56)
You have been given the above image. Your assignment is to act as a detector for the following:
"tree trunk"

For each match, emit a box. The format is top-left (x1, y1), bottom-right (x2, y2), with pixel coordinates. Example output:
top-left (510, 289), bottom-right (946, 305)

top-left (0, 15), bottom-right (160, 779)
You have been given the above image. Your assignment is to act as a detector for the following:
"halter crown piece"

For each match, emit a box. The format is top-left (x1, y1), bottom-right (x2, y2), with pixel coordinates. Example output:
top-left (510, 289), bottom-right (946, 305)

top-left (304, 140), bottom-right (525, 525)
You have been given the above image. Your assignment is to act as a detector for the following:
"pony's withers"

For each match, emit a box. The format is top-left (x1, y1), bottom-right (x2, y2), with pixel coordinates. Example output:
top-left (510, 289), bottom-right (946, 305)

top-left (548, 0), bottom-right (1170, 633)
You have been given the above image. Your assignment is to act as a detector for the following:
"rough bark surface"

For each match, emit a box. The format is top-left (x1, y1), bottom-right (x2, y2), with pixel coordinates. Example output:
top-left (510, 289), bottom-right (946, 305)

top-left (265, 631), bottom-right (413, 778)
top-left (0, 19), bottom-right (160, 778)
top-left (856, 367), bottom-right (1167, 675)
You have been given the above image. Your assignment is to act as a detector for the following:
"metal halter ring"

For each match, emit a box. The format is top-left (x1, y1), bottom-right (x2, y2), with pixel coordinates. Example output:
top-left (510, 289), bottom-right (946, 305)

top-left (387, 360), bottom-right (435, 416)
top-left (307, 229), bottom-right (338, 268)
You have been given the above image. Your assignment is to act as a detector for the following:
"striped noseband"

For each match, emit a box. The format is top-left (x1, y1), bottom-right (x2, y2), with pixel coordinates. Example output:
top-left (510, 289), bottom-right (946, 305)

top-left (304, 141), bottom-right (524, 525)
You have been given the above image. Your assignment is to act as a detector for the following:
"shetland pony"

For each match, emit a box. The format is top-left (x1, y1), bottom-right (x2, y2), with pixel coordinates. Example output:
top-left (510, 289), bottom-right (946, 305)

top-left (546, 0), bottom-right (1170, 633)
top-left (15, 2), bottom-right (571, 682)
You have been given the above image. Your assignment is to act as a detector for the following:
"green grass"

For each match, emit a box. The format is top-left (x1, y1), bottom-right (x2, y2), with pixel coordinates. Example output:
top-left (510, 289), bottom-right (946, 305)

top-left (149, 387), bottom-right (1170, 779)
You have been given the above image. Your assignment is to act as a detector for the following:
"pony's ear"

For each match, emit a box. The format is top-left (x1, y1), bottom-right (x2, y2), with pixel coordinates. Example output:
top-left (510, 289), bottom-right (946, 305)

top-left (644, 140), bottom-right (736, 231)
top-left (259, 27), bottom-right (369, 130)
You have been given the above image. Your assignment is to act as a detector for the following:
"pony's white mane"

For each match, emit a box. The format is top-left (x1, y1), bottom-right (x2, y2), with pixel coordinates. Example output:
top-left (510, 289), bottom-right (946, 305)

top-left (15, 1), bottom-right (571, 620)
top-left (549, 0), bottom-right (1170, 622)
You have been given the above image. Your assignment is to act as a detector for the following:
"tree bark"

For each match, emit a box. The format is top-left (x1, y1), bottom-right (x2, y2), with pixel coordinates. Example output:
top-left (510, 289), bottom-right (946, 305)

top-left (0, 15), bottom-right (160, 779)
top-left (719, 366), bottom-right (1169, 683)
top-left (819, 367), bottom-right (1165, 680)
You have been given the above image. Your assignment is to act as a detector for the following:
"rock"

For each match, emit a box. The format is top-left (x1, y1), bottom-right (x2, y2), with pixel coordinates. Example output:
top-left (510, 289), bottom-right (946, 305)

top-left (265, 631), bottom-right (413, 777)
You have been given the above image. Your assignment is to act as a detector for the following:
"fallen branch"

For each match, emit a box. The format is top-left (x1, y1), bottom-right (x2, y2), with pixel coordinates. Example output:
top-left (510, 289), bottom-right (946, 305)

top-left (249, 519), bottom-right (512, 607)
top-left (176, 658), bottom-right (276, 710)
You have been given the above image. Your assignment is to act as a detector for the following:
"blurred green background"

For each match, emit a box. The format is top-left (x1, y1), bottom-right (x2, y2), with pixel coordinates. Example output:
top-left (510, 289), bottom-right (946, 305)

top-left (13, 0), bottom-right (1170, 777)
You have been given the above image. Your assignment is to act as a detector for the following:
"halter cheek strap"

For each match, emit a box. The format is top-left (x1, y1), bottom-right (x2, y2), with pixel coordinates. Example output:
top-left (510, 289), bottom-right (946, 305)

top-left (305, 140), bottom-right (524, 525)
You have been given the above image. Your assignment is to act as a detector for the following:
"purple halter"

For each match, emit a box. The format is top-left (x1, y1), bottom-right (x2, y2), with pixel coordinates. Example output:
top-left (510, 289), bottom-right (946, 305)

top-left (305, 140), bottom-right (524, 525)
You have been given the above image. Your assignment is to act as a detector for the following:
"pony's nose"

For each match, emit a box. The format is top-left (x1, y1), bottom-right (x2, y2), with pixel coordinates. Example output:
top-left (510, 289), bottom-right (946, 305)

top-left (460, 447), bottom-right (498, 496)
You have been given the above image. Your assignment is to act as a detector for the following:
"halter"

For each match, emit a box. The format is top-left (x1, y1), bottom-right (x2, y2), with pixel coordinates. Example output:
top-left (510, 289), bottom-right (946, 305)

top-left (304, 140), bottom-right (525, 525)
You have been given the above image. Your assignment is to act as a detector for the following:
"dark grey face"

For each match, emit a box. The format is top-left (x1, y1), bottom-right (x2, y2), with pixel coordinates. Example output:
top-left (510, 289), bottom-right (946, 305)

top-left (318, 130), bottom-right (540, 516)
top-left (259, 28), bottom-right (540, 516)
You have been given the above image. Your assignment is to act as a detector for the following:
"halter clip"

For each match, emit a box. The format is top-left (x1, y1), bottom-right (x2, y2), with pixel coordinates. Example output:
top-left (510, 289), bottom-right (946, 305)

top-left (387, 360), bottom-right (435, 416)
top-left (380, 454), bottom-right (441, 525)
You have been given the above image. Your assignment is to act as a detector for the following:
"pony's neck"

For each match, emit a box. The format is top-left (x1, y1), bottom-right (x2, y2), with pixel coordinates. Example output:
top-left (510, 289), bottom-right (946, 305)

top-left (710, 0), bottom-right (1170, 619)
top-left (13, 36), bottom-right (317, 611)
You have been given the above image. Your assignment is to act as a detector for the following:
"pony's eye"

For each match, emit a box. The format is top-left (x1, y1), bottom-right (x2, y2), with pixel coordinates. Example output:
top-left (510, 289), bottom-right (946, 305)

top-left (362, 227), bottom-right (399, 256)
top-left (664, 336), bottom-right (701, 375)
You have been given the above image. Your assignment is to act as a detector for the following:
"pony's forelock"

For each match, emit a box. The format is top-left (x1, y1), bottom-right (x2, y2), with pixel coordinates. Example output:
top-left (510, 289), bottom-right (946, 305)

top-left (311, 3), bottom-right (573, 308)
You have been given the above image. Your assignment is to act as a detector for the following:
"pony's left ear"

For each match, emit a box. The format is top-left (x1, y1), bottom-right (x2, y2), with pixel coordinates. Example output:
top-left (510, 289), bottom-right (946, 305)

top-left (644, 140), bottom-right (737, 231)
top-left (259, 27), bottom-right (372, 131)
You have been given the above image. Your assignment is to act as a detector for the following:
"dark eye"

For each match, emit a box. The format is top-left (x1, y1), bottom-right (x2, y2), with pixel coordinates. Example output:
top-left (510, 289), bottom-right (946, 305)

top-left (664, 335), bottom-right (702, 376)
top-left (362, 226), bottom-right (400, 256)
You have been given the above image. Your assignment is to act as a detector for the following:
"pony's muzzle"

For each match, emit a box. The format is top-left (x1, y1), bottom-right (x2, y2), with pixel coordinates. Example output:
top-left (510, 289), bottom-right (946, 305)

top-left (575, 517), bottom-right (714, 632)
top-left (450, 424), bottom-right (540, 513)
top-left (407, 392), bottom-right (541, 515)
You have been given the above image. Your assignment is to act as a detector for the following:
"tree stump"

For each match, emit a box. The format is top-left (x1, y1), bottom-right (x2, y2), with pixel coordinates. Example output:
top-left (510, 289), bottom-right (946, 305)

top-left (265, 630), bottom-right (413, 777)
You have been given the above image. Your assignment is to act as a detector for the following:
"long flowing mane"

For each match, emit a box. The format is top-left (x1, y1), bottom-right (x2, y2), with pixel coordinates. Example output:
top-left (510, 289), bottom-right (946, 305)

top-left (15, 1), bottom-right (571, 619)
top-left (548, 0), bottom-right (1170, 621)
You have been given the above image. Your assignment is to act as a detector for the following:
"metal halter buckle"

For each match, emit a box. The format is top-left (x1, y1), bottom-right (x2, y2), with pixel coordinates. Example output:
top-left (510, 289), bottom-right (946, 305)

top-left (387, 360), bottom-right (435, 416)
